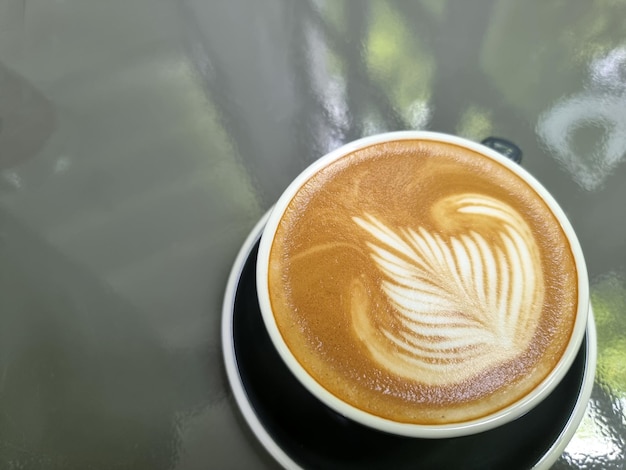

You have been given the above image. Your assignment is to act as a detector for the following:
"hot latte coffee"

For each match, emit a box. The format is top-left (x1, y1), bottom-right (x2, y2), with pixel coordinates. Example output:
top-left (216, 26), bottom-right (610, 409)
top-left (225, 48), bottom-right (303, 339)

top-left (263, 138), bottom-right (579, 426)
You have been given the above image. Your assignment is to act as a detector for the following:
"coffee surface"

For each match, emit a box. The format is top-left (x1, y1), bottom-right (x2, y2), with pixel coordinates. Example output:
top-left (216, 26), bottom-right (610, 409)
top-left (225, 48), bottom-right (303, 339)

top-left (267, 139), bottom-right (578, 424)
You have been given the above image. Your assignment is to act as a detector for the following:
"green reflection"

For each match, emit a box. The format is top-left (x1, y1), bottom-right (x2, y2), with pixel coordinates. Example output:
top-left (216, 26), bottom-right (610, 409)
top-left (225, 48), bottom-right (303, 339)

top-left (317, 0), bottom-right (436, 132)
top-left (456, 105), bottom-right (494, 140)
top-left (365, 1), bottom-right (434, 120)
top-left (481, 0), bottom-right (626, 115)
top-left (591, 271), bottom-right (626, 396)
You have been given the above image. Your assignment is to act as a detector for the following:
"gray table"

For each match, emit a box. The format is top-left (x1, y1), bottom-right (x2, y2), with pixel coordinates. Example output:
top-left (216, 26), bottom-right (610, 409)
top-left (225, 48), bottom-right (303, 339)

top-left (1, 1), bottom-right (624, 468)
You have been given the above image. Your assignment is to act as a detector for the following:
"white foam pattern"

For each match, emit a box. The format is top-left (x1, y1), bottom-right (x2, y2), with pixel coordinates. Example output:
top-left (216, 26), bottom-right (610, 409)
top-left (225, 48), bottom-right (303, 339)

top-left (352, 194), bottom-right (544, 385)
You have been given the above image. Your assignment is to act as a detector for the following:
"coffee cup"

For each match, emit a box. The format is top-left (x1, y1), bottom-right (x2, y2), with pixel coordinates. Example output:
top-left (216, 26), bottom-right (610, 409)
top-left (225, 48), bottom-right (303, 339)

top-left (256, 131), bottom-right (589, 438)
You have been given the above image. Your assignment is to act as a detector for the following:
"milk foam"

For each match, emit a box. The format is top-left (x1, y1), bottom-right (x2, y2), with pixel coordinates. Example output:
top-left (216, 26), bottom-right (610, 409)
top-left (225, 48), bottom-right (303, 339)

top-left (268, 139), bottom-right (578, 424)
top-left (352, 193), bottom-right (544, 385)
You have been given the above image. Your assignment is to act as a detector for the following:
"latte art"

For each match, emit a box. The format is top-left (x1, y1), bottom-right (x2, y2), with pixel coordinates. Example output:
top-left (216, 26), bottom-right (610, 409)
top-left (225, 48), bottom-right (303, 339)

top-left (352, 193), bottom-right (544, 385)
top-left (265, 138), bottom-right (579, 425)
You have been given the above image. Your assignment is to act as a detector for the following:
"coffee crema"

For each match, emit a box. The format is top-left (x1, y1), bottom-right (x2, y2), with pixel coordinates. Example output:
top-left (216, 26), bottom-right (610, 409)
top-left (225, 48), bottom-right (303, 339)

top-left (267, 139), bottom-right (578, 425)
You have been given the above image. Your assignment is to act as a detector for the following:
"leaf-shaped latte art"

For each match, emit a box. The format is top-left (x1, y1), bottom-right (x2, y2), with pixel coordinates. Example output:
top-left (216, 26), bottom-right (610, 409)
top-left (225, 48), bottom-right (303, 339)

top-left (352, 194), bottom-right (545, 386)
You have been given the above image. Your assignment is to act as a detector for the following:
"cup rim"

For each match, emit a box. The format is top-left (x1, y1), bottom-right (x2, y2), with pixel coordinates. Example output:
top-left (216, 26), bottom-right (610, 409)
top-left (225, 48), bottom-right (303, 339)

top-left (256, 130), bottom-right (590, 438)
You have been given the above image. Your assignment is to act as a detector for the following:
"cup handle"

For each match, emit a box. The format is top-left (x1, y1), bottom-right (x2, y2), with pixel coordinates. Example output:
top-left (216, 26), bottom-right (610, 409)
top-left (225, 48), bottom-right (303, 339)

top-left (481, 137), bottom-right (523, 164)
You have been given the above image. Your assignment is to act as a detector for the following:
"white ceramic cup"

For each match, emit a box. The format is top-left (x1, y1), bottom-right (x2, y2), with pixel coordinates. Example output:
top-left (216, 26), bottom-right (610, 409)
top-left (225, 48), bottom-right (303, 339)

top-left (256, 131), bottom-right (590, 438)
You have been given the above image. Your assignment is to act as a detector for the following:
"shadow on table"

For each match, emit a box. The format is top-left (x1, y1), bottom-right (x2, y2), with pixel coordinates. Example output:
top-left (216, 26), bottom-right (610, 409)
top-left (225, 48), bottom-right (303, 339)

top-left (0, 62), bottom-right (56, 171)
top-left (0, 208), bottom-right (211, 470)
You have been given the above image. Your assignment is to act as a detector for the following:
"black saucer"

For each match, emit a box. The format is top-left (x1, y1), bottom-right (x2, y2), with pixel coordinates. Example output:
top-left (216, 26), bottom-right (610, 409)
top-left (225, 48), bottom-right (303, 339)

top-left (222, 214), bottom-right (596, 470)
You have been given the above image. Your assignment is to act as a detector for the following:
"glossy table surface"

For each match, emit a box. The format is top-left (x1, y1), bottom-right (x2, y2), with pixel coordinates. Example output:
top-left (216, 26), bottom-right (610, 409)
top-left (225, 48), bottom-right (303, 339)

top-left (1, 1), bottom-right (625, 468)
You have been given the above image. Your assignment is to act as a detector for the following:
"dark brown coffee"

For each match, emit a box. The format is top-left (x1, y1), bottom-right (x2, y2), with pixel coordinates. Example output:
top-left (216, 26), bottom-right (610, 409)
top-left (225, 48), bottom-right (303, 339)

top-left (266, 139), bottom-right (578, 424)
